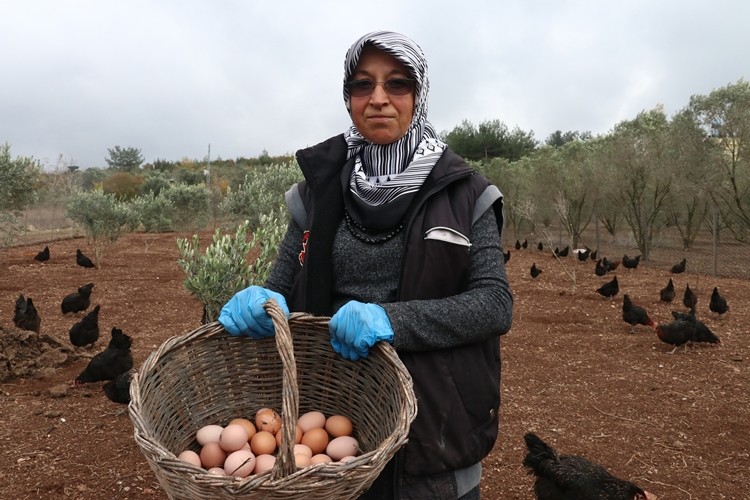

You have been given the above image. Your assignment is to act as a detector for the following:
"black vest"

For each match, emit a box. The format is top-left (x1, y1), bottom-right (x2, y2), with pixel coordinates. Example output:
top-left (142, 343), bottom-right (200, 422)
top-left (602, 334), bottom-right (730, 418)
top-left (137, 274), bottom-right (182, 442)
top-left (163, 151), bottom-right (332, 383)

top-left (291, 135), bottom-right (503, 474)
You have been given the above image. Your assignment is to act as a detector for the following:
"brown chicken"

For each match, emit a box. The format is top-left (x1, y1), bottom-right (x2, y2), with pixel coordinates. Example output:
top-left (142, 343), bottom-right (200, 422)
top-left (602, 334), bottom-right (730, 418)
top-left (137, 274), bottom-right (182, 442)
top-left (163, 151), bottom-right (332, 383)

top-left (622, 294), bottom-right (655, 333)
top-left (522, 432), bottom-right (654, 500)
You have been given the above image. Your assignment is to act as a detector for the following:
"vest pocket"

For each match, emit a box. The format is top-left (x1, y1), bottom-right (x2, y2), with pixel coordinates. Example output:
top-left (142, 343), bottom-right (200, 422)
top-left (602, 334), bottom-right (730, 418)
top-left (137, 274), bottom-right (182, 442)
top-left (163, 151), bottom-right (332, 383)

top-left (424, 226), bottom-right (471, 247)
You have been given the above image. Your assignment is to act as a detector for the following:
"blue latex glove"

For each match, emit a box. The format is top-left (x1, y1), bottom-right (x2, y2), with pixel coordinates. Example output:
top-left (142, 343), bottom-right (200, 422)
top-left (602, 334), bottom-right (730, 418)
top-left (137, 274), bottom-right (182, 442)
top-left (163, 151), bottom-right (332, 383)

top-left (219, 286), bottom-right (290, 339)
top-left (329, 301), bottom-right (394, 361)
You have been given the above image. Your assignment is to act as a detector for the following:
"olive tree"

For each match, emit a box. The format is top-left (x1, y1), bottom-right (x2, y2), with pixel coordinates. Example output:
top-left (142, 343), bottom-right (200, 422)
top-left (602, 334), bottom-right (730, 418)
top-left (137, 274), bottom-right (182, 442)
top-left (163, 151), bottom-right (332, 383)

top-left (66, 189), bottom-right (137, 266)
top-left (688, 79), bottom-right (750, 241)
top-left (0, 143), bottom-right (41, 247)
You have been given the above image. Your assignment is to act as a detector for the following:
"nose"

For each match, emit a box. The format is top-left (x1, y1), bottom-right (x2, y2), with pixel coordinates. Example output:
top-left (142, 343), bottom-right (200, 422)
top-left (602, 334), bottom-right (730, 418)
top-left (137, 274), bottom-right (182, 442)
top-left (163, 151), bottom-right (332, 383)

top-left (369, 82), bottom-right (390, 105)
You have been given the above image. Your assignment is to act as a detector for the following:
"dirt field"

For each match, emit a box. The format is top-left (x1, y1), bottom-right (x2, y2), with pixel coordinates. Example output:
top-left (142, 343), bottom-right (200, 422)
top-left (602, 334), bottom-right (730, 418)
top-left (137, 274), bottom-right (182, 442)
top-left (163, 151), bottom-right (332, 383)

top-left (0, 231), bottom-right (747, 499)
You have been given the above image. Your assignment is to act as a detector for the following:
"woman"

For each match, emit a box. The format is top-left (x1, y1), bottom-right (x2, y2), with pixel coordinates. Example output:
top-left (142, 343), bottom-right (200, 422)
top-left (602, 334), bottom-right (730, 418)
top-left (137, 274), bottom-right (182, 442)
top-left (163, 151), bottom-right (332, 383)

top-left (220, 30), bottom-right (513, 499)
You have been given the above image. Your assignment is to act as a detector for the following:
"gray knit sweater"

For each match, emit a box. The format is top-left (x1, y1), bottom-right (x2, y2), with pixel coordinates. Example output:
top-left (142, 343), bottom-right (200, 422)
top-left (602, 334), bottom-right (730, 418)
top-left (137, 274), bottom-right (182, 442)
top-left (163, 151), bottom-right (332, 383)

top-left (265, 207), bottom-right (513, 352)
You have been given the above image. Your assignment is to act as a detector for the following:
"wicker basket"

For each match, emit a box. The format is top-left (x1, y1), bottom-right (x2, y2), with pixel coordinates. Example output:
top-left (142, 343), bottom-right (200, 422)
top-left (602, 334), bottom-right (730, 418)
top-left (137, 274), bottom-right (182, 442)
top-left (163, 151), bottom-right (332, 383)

top-left (129, 300), bottom-right (417, 499)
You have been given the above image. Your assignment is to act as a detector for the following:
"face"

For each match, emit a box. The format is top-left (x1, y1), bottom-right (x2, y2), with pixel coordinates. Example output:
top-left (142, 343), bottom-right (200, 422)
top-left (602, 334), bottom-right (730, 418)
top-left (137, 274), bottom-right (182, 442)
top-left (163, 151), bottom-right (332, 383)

top-left (349, 46), bottom-right (415, 145)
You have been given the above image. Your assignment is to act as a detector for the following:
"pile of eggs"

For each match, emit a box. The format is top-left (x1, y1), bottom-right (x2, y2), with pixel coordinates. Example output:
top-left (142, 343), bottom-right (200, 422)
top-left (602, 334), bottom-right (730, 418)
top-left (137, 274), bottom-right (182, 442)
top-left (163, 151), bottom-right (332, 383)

top-left (177, 408), bottom-right (360, 478)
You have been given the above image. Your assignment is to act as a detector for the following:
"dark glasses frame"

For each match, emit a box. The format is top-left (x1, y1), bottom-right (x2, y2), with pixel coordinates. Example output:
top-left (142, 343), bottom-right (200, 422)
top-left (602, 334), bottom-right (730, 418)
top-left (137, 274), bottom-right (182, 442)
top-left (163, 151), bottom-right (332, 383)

top-left (347, 78), bottom-right (416, 97)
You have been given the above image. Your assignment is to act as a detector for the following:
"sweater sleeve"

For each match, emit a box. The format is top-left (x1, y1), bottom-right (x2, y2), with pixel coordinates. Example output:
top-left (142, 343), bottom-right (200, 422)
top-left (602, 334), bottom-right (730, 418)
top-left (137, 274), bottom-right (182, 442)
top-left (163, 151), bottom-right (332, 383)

top-left (381, 207), bottom-right (513, 351)
top-left (264, 218), bottom-right (304, 298)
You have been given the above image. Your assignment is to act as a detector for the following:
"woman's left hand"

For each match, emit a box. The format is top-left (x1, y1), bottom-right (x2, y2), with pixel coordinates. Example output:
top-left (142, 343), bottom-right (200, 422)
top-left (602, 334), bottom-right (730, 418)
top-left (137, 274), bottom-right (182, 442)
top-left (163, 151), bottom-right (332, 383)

top-left (329, 301), bottom-right (394, 361)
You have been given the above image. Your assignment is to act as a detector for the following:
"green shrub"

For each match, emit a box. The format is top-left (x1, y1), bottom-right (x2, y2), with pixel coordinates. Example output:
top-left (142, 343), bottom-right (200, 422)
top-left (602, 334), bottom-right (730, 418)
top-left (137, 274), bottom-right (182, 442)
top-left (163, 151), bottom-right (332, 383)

top-left (162, 183), bottom-right (211, 231)
top-left (66, 189), bottom-right (137, 266)
top-left (176, 214), bottom-right (286, 323)
top-left (220, 162), bottom-right (302, 230)
top-left (130, 192), bottom-right (174, 232)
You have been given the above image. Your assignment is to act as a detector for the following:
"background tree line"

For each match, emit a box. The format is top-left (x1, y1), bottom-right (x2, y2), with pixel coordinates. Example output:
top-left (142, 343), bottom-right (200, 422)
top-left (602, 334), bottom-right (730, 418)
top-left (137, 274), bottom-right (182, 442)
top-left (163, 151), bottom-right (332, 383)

top-left (2, 78), bottom-right (748, 267)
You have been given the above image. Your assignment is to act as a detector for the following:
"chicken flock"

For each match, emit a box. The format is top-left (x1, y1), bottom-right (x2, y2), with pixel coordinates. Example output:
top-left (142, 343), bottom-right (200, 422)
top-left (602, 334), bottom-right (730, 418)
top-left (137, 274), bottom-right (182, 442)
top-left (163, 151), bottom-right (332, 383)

top-left (11, 247), bottom-right (133, 405)
top-left (511, 240), bottom-right (729, 355)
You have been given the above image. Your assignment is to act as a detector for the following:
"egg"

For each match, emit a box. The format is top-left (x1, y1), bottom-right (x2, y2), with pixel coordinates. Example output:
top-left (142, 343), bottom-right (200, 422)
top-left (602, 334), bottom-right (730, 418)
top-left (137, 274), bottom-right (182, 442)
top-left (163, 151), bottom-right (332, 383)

top-left (224, 449), bottom-right (256, 478)
top-left (207, 467), bottom-right (226, 475)
top-left (253, 454), bottom-right (276, 475)
top-left (219, 424), bottom-right (249, 452)
top-left (301, 427), bottom-right (329, 455)
top-left (229, 418), bottom-right (257, 441)
top-left (325, 415), bottom-right (353, 437)
top-left (326, 436), bottom-right (359, 461)
top-left (200, 441), bottom-right (227, 469)
top-left (338, 455), bottom-right (357, 463)
top-left (196, 424), bottom-right (224, 445)
top-left (255, 408), bottom-right (281, 435)
top-left (310, 453), bottom-right (332, 465)
top-left (250, 430), bottom-right (277, 456)
top-left (294, 453), bottom-right (312, 468)
top-left (294, 443), bottom-right (313, 458)
top-left (297, 411), bottom-right (326, 433)
top-left (177, 450), bottom-right (202, 467)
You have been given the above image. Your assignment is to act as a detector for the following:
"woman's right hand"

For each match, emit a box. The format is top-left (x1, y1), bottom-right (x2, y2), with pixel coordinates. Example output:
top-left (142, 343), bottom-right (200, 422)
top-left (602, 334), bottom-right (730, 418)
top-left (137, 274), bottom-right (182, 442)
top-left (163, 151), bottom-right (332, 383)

top-left (219, 286), bottom-right (290, 338)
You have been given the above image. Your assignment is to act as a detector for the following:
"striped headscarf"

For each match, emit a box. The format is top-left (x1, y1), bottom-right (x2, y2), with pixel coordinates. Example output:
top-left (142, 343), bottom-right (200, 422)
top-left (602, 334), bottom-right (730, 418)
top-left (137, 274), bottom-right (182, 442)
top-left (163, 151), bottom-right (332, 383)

top-left (343, 31), bottom-right (445, 218)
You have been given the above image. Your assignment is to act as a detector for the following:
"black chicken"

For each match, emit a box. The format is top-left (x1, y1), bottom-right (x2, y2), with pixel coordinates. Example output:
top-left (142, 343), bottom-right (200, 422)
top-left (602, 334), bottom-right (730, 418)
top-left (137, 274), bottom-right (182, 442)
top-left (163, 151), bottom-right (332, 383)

top-left (557, 246), bottom-right (570, 257)
top-left (515, 239), bottom-right (522, 250)
top-left (76, 249), bottom-right (96, 268)
top-left (622, 254), bottom-right (641, 270)
top-left (589, 249), bottom-right (598, 261)
top-left (34, 245), bottom-right (50, 262)
top-left (537, 242), bottom-right (544, 251)
top-left (522, 239), bottom-right (528, 249)
top-left (622, 294), bottom-right (655, 333)
top-left (682, 284), bottom-right (697, 311)
top-left (61, 283), bottom-right (95, 314)
top-left (531, 263), bottom-right (543, 279)
top-left (576, 248), bottom-right (591, 262)
top-left (670, 258), bottom-right (686, 274)
top-left (504, 249), bottom-right (511, 263)
top-left (596, 276), bottom-right (619, 299)
top-left (68, 305), bottom-right (101, 348)
top-left (522, 432), bottom-right (652, 500)
top-left (656, 319), bottom-right (695, 354)
top-left (659, 278), bottom-right (675, 303)
top-left (75, 327), bottom-right (133, 384)
top-left (13, 295), bottom-right (42, 333)
top-left (671, 310), bottom-right (721, 346)
top-left (103, 370), bottom-right (132, 404)
top-left (709, 287), bottom-right (729, 316)
top-left (594, 259), bottom-right (608, 277)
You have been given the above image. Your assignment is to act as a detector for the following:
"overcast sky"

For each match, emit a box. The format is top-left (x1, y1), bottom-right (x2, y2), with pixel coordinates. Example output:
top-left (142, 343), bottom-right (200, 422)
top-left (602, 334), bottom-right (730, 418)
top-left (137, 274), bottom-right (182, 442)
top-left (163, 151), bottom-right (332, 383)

top-left (2, 1), bottom-right (748, 170)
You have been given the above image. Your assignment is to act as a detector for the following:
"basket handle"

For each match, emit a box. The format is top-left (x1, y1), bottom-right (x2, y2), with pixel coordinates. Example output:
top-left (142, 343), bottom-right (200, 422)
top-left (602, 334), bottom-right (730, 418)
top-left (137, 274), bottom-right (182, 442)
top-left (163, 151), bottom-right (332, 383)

top-left (263, 298), bottom-right (299, 479)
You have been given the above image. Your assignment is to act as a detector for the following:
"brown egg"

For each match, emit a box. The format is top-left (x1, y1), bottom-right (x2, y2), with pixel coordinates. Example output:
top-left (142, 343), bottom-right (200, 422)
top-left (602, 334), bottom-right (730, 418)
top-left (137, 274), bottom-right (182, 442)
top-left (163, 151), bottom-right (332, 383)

top-left (229, 418), bottom-right (256, 441)
top-left (294, 453), bottom-right (312, 468)
top-left (255, 408), bottom-right (281, 435)
top-left (200, 442), bottom-right (227, 469)
top-left (301, 427), bottom-right (329, 455)
top-left (250, 430), bottom-right (277, 456)
top-left (325, 415), bottom-right (353, 437)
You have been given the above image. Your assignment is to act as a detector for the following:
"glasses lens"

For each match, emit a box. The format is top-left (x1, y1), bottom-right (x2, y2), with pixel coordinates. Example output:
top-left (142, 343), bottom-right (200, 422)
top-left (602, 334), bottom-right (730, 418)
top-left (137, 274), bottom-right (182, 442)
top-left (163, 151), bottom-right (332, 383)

top-left (348, 80), bottom-right (375, 97)
top-left (384, 78), bottom-right (414, 95)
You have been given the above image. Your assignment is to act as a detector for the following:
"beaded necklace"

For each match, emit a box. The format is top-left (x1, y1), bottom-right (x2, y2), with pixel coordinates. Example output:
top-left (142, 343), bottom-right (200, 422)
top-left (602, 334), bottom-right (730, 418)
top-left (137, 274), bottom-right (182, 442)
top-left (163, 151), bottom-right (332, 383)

top-left (344, 209), bottom-right (404, 244)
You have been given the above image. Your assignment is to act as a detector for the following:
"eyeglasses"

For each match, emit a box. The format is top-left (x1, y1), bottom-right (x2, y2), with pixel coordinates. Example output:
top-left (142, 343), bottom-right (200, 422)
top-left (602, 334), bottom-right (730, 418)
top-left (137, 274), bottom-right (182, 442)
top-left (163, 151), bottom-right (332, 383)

top-left (347, 78), bottom-right (415, 97)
